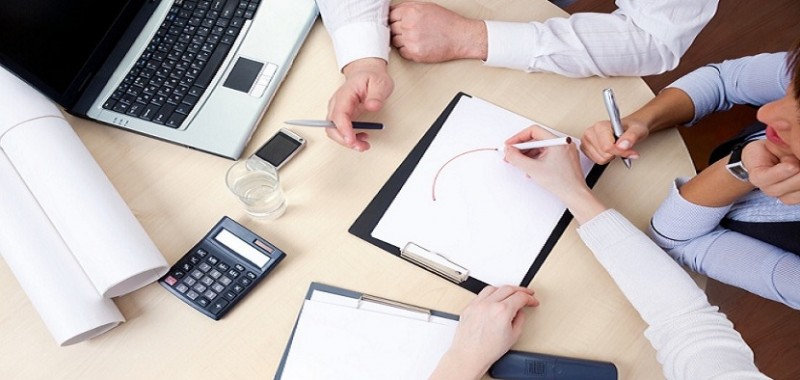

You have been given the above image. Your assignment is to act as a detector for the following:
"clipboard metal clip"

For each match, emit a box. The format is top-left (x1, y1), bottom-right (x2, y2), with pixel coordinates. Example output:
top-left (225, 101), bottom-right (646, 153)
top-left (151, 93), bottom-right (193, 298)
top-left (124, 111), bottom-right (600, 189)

top-left (359, 294), bottom-right (431, 321)
top-left (401, 242), bottom-right (469, 284)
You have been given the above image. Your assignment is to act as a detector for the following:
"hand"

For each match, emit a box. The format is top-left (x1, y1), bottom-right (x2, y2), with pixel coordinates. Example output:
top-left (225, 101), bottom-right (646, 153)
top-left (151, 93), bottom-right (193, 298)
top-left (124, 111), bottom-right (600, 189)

top-left (743, 140), bottom-right (800, 204)
top-left (430, 286), bottom-right (539, 380)
top-left (326, 58), bottom-right (394, 151)
top-left (503, 125), bottom-right (607, 224)
top-left (389, 2), bottom-right (487, 63)
top-left (504, 125), bottom-right (589, 197)
top-left (580, 119), bottom-right (647, 165)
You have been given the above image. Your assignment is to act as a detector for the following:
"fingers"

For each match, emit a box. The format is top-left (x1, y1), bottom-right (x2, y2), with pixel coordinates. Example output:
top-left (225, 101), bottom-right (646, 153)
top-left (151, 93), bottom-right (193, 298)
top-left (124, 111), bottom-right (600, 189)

top-left (580, 121), bottom-right (642, 164)
top-left (476, 285), bottom-right (536, 305)
top-left (504, 124), bottom-right (557, 146)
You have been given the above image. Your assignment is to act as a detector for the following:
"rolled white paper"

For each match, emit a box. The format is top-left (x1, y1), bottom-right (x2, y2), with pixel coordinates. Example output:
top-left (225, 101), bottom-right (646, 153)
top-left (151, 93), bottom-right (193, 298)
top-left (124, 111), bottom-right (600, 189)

top-left (0, 67), bottom-right (168, 345)
top-left (0, 155), bottom-right (124, 346)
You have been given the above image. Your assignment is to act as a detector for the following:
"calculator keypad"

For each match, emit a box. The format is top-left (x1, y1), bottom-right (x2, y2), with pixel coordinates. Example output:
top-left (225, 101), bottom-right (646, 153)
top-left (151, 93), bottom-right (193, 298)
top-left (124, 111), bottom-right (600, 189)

top-left (162, 248), bottom-right (261, 319)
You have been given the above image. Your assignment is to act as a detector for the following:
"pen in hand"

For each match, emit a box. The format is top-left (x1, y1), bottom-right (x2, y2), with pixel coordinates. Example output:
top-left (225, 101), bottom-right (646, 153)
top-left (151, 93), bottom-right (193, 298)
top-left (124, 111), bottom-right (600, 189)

top-left (602, 88), bottom-right (632, 169)
top-left (507, 136), bottom-right (571, 150)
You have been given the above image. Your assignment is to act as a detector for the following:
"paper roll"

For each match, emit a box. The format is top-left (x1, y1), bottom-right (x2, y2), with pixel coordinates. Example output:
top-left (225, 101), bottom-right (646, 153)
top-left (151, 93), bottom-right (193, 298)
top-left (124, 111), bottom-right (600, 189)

top-left (0, 155), bottom-right (124, 346)
top-left (0, 66), bottom-right (169, 345)
top-left (1, 117), bottom-right (169, 297)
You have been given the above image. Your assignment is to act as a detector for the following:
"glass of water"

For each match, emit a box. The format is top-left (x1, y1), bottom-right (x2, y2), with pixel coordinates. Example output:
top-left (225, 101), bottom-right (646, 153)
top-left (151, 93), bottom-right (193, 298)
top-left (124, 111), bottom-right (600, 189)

top-left (225, 157), bottom-right (287, 219)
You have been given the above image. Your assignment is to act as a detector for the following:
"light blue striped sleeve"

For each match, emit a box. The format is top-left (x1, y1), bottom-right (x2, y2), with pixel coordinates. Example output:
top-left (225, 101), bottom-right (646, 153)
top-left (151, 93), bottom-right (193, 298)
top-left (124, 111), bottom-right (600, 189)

top-left (667, 52), bottom-right (790, 125)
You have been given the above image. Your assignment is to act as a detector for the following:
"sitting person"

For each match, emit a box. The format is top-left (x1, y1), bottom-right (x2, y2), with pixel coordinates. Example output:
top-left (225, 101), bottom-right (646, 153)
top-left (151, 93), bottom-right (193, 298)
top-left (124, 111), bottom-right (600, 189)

top-left (433, 124), bottom-right (768, 379)
top-left (580, 42), bottom-right (800, 309)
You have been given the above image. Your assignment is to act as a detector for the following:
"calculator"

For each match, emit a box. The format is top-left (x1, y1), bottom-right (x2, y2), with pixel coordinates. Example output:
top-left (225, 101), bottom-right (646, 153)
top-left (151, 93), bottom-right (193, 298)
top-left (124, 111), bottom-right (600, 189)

top-left (159, 216), bottom-right (286, 320)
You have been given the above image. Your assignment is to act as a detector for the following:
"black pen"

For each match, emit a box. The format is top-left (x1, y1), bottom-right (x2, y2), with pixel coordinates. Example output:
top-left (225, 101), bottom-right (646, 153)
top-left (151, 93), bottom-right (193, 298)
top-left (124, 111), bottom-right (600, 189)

top-left (284, 119), bottom-right (384, 130)
top-left (602, 88), bottom-right (632, 169)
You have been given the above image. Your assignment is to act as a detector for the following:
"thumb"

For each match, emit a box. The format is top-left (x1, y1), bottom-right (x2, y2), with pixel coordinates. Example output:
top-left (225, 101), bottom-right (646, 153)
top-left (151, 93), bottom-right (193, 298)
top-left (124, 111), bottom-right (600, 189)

top-left (363, 79), bottom-right (393, 113)
top-left (616, 129), bottom-right (643, 151)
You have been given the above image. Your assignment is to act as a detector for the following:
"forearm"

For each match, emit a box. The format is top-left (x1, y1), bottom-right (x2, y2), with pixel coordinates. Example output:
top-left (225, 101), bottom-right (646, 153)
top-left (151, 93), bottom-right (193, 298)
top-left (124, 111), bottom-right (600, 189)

top-left (578, 210), bottom-right (767, 379)
top-left (622, 88), bottom-right (695, 136)
top-left (679, 157), bottom-right (755, 207)
top-left (484, 0), bottom-right (716, 77)
top-left (668, 52), bottom-right (790, 124)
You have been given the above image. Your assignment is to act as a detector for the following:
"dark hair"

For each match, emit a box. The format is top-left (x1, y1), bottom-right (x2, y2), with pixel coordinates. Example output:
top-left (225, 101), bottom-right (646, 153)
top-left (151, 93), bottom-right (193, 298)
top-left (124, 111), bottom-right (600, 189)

top-left (789, 39), bottom-right (800, 101)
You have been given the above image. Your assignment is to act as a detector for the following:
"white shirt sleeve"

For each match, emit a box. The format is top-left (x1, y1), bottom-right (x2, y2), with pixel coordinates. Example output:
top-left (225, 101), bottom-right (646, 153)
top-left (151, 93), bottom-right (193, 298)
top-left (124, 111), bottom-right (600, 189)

top-left (484, 0), bottom-right (718, 77)
top-left (577, 209), bottom-right (768, 380)
top-left (316, 0), bottom-right (390, 71)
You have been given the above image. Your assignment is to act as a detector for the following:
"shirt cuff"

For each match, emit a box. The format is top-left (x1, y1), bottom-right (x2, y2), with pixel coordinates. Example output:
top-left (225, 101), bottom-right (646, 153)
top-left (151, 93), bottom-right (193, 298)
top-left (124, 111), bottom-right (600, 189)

top-left (329, 22), bottom-right (390, 71)
top-left (484, 20), bottom-right (535, 71)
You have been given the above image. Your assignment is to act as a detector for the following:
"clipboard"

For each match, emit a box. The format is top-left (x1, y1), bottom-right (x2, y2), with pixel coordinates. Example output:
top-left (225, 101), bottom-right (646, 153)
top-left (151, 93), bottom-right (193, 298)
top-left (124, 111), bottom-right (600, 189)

top-left (274, 282), bottom-right (459, 379)
top-left (349, 93), bottom-right (605, 294)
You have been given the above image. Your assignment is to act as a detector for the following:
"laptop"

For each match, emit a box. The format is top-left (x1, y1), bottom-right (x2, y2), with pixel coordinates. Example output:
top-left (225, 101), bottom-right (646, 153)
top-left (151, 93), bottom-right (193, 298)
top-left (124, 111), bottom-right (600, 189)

top-left (0, 0), bottom-right (318, 159)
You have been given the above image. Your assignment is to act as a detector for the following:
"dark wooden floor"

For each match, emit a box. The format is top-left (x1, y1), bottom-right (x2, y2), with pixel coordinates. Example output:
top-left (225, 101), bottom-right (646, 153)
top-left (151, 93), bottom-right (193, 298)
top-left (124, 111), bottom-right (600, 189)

top-left (560, 1), bottom-right (800, 379)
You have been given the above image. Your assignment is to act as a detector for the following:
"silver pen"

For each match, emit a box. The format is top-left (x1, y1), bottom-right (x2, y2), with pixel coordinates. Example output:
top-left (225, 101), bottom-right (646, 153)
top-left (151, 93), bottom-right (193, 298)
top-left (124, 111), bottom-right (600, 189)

top-left (602, 88), bottom-right (632, 169)
top-left (284, 119), bottom-right (384, 130)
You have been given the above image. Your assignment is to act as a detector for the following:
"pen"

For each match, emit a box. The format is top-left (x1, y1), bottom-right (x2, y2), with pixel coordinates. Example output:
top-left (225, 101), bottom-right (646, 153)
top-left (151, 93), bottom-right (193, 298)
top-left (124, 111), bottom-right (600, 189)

top-left (284, 119), bottom-right (384, 130)
top-left (509, 136), bottom-right (571, 150)
top-left (602, 88), bottom-right (632, 169)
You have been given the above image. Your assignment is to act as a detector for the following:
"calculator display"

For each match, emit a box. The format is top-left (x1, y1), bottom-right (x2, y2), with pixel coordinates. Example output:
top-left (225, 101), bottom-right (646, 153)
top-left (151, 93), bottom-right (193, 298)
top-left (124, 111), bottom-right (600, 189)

top-left (214, 228), bottom-right (269, 268)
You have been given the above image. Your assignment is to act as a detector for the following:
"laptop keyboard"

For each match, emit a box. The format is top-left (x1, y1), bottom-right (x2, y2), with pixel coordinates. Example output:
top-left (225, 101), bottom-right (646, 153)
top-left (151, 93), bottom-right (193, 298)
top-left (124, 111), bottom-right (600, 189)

top-left (102, 0), bottom-right (261, 128)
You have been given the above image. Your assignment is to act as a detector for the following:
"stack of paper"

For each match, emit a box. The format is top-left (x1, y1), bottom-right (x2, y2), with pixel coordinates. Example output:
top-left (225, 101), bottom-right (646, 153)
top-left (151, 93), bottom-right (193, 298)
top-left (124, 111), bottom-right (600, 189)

top-left (0, 68), bottom-right (168, 346)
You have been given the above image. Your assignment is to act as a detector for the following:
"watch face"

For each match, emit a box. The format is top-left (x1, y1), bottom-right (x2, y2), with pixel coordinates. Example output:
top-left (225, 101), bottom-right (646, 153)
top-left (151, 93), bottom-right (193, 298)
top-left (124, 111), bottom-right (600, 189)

top-left (726, 162), bottom-right (750, 181)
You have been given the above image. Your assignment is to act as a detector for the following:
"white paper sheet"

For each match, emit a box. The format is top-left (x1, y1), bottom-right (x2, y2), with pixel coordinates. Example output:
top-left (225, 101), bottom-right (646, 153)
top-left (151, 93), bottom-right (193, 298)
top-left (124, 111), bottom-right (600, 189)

top-left (0, 67), bottom-right (168, 345)
top-left (372, 96), bottom-right (593, 286)
top-left (279, 295), bottom-right (457, 379)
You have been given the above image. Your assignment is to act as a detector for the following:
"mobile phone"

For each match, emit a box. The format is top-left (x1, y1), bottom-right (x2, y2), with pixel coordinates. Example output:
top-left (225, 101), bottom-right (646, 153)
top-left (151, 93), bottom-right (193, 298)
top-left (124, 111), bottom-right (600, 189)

top-left (252, 128), bottom-right (305, 169)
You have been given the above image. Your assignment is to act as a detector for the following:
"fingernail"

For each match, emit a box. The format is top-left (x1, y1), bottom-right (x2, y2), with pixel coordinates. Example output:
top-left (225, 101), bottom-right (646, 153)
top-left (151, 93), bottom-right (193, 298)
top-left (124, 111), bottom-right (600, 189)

top-left (618, 140), bottom-right (631, 149)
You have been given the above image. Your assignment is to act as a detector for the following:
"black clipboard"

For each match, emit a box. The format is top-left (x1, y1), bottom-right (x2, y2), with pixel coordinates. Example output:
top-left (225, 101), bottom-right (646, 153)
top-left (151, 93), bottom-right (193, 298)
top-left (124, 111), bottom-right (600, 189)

top-left (349, 92), bottom-right (606, 294)
top-left (274, 282), bottom-right (459, 379)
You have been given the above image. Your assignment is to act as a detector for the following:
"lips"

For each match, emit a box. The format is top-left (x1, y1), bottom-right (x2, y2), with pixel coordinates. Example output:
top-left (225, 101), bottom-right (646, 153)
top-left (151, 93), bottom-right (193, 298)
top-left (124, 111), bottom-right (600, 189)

top-left (766, 126), bottom-right (787, 146)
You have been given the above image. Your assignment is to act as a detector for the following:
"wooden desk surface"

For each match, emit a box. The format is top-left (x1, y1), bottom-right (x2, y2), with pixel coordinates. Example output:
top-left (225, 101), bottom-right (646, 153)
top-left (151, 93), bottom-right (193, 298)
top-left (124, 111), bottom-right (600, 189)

top-left (0, 1), bottom-right (695, 379)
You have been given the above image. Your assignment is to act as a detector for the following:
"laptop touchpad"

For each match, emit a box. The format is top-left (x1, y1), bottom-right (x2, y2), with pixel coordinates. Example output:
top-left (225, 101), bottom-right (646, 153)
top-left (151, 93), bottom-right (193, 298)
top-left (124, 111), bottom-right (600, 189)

top-left (224, 57), bottom-right (277, 97)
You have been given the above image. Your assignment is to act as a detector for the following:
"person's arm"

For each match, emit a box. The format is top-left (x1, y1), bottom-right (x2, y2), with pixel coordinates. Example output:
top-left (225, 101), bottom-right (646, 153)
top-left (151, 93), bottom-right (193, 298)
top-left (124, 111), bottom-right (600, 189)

top-left (647, 159), bottom-right (800, 309)
top-left (578, 210), bottom-right (769, 380)
top-left (389, 0), bottom-right (717, 77)
top-left (669, 52), bottom-right (789, 124)
top-left (502, 125), bottom-right (767, 379)
top-left (317, 0), bottom-right (394, 151)
top-left (429, 286), bottom-right (539, 380)
top-left (485, 0), bottom-right (718, 77)
top-left (581, 52), bottom-right (789, 164)
top-left (581, 87), bottom-right (695, 164)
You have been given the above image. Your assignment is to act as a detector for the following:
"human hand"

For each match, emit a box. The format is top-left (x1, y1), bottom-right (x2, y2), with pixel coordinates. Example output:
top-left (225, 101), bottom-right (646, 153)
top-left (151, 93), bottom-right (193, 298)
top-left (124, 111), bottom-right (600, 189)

top-left (504, 125), bottom-right (608, 224)
top-left (430, 286), bottom-right (539, 380)
top-left (389, 2), bottom-right (487, 63)
top-left (580, 119), bottom-right (647, 165)
top-left (743, 139), bottom-right (800, 204)
top-left (326, 58), bottom-right (394, 151)
top-left (504, 125), bottom-right (589, 196)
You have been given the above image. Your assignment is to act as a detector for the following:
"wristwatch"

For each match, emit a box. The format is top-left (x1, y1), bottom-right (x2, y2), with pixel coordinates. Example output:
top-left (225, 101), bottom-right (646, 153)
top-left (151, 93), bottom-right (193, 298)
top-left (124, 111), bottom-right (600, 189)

top-left (725, 140), bottom-right (754, 182)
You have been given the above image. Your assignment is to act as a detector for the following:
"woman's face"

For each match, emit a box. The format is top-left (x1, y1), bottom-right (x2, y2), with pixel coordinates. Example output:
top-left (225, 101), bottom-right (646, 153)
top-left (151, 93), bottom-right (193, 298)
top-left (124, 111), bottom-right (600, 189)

top-left (757, 83), bottom-right (800, 160)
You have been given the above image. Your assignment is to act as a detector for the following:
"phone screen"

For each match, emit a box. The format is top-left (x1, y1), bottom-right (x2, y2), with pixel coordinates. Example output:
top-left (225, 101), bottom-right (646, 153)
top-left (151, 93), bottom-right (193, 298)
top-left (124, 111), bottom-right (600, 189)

top-left (254, 130), bottom-right (304, 168)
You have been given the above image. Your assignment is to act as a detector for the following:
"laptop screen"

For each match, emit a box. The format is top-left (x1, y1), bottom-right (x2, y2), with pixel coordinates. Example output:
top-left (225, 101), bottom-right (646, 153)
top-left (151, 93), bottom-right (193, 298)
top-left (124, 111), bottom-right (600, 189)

top-left (0, 0), bottom-right (143, 105)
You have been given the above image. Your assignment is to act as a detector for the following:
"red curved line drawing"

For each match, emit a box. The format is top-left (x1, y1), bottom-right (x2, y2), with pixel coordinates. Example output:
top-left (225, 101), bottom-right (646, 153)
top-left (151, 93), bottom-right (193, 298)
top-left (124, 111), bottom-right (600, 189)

top-left (431, 147), bottom-right (498, 201)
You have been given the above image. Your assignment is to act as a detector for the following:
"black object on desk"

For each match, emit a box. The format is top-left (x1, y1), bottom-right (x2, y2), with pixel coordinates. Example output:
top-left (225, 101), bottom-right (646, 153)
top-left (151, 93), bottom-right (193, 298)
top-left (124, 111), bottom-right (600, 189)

top-left (348, 92), bottom-right (606, 294)
top-left (159, 216), bottom-right (286, 320)
top-left (490, 350), bottom-right (618, 380)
